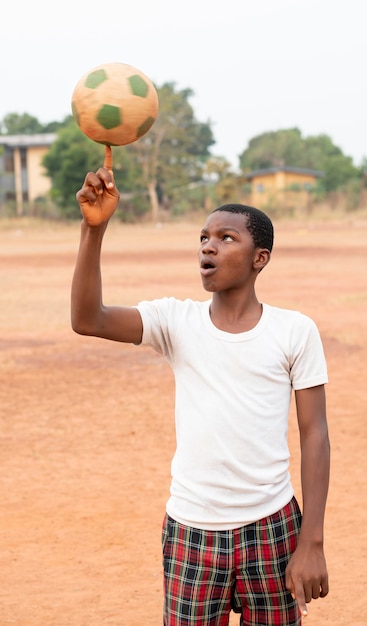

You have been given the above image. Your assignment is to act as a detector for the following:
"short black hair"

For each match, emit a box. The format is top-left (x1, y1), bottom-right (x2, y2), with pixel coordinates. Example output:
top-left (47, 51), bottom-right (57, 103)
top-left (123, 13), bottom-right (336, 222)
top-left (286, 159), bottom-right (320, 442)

top-left (212, 203), bottom-right (274, 252)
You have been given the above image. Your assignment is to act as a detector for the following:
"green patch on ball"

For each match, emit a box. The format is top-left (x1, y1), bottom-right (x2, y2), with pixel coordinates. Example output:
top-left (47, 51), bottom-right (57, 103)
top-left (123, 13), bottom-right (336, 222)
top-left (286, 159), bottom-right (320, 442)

top-left (137, 116), bottom-right (155, 138)
top-left (85, 69), bottom-right (108, 89)
top-left (97, 104), bottom-right (122, 130)
top-left (129, 75), bottom-right (149, 98)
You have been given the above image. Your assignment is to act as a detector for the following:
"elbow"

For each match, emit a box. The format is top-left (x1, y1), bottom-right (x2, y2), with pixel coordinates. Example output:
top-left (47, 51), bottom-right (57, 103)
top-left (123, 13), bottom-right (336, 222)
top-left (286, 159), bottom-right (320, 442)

top-left (71, 320), bottom-right (89, 336)
top-left (71, 313), bottom-right (95, 337)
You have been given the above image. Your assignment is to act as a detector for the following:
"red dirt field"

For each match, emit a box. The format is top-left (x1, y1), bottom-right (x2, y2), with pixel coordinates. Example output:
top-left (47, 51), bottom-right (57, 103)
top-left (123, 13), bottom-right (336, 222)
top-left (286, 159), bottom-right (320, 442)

top-left (0, 216), bottom-right (366, 626)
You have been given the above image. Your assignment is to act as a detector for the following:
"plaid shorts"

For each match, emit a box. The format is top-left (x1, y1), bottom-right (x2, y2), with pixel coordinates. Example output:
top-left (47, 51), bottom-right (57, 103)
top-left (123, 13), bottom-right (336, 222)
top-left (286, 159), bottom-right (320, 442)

top-left (162, 497), bottom-right (302, 626)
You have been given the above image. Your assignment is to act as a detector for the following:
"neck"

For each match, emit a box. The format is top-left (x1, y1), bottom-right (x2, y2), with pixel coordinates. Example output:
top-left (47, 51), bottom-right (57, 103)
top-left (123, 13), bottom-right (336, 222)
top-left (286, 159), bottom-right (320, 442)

top-left (209, 292), bottom-right (262, 333)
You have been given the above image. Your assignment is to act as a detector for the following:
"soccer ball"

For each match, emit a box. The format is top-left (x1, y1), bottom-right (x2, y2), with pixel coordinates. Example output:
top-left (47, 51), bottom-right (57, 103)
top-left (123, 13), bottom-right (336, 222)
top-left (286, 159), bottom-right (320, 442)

top-left (71, 62), bottom-right (159, 146)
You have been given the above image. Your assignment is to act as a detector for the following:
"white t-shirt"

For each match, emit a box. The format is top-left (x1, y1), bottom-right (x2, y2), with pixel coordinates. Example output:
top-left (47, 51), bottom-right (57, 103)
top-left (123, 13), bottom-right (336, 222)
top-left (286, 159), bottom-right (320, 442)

top-left (136, 298), bottom-right (328, 530)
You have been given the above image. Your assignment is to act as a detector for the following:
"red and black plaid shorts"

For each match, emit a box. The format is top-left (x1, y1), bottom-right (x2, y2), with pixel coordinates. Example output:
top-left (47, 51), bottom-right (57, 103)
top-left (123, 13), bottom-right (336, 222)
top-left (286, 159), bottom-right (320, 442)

top-left (162, 497), bottom-right (302, 626)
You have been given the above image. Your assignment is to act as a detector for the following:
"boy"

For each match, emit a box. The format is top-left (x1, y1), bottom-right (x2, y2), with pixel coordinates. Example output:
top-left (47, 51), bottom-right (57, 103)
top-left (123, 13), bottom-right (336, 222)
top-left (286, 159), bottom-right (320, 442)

top-left (71, 157), bottom-right (330, 626)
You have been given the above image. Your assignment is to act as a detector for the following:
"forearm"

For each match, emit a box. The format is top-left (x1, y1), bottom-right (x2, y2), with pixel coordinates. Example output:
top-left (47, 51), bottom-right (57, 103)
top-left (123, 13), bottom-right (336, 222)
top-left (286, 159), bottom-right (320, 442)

top-left (286, 385), bottom-right (330, 614)
top-left (71, 219), bottom-right (108, 335)
top-left (298, 425), bottom-right (330, 544)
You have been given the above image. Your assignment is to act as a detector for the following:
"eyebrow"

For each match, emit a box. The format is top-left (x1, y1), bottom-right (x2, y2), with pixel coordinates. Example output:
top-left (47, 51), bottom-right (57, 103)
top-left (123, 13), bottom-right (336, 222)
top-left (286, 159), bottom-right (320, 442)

top-left (200, 226), bottom-right (241, 235)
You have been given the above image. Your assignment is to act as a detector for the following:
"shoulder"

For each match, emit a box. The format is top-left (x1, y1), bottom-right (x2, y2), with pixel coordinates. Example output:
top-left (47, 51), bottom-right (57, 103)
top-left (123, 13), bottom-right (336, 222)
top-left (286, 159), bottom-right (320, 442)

top-left (264, 303), bottom-right (319, 330)
top-left (136, 297), bottom-right (210, 354)
top-left (138, 296), bottom-right (208, 313)
top-left (263, 304), bottom-right (324, 352)
top-left (137, 297), bottom-right (210, 325)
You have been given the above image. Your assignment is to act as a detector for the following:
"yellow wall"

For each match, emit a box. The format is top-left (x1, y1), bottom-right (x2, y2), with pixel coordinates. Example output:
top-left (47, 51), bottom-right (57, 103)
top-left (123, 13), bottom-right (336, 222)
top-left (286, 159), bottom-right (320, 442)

top-left (250, 171), bottom-right (317, 210)
top-left (9, 144), bottom-right (52, 215)
top-left (27, 146), bottom-right (52, 202)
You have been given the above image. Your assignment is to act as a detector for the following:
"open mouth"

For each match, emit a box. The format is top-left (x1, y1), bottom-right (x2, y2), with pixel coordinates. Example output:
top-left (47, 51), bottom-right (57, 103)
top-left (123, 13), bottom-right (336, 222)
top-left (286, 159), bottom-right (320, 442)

top-left (200, 260), bottom-right (216, 276)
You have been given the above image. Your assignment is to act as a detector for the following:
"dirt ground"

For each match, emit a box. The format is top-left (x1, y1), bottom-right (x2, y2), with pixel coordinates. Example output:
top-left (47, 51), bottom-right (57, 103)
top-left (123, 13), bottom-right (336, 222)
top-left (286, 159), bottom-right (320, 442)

top-left (1, 215), bottom-right (366, 626)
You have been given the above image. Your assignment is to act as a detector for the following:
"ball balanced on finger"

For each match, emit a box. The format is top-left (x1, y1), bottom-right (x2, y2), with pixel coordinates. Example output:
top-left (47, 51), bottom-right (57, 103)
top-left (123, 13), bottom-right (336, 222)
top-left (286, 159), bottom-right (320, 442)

top-left (71, 62), bottom-right (159, 146)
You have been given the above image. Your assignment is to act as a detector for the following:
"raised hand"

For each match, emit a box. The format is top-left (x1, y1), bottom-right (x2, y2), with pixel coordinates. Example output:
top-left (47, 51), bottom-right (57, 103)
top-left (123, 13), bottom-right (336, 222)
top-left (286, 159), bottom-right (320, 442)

top-left (76, 146), bottom-right (120, 227)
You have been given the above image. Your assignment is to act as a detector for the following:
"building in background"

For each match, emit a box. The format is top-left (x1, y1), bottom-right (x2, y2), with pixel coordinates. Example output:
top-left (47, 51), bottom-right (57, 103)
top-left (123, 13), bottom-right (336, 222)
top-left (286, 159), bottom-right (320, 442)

top-left (245, 166), bottom-right (324, 212)
top-left (0, 133), bottom-right (56, 216)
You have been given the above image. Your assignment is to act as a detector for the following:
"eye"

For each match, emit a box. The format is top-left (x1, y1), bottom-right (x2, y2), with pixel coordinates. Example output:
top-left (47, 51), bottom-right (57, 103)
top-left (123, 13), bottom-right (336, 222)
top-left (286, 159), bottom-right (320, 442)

top-left (222, 234), bottom-right (235, 241)
top-left (200, 234), bottom-right (208, 243)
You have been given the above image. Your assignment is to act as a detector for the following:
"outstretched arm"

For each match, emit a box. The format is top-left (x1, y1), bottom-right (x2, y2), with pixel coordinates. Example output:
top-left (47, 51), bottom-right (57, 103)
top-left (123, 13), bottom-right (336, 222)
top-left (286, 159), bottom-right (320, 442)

top-left (71, 149), bottom-right (143, 344)
top-left (286, 384), bottom-right (330, 617)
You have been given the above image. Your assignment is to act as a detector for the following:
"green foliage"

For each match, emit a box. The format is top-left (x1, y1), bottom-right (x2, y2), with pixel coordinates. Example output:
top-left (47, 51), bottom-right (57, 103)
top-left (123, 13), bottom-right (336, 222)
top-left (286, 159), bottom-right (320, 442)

top-left (343, 177), bottom-right (364, 211)
top-left (0, 112), bottom-right (76, 136)
top-left (360, 157), bottom-right (367, 176)
top-left (170, 183), bottom-right (207, 216)
top-left (240, 128), bottom-right (304, 170)
top-left (124, 82), bottom-right (215, 219)
top-left (117, 193), bottom-right (150, 222)
top-left (43, 121), bottom-right (105, 217)
top-left (1, 112), bottom-right (44, 135)
top-left (43, 115), bottom-right (75, 133)
top-left (204, 156), bottom-right (233, 180)
top-left (239, 128), bottom-right (361, 193)
top-left (303, 134), bottom-right (358, 192)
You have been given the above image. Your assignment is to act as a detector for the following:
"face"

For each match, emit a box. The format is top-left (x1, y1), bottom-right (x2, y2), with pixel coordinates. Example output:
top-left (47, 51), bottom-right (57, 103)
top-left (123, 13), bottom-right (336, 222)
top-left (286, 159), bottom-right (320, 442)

top-left (198, 211), bottom-right (267, 293)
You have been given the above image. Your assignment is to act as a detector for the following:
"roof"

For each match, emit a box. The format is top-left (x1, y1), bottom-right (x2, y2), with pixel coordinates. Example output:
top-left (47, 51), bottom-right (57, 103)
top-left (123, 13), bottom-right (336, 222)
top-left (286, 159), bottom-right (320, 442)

top-left (245, 166), bottom-right (324, 179)
top-left (0, 133), bottom-right (57, 148)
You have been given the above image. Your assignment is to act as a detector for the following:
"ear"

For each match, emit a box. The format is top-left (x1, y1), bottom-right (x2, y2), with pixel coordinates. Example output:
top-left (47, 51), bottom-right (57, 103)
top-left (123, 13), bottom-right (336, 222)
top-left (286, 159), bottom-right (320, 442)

top-left (253, 248), bottom-right (271, 273)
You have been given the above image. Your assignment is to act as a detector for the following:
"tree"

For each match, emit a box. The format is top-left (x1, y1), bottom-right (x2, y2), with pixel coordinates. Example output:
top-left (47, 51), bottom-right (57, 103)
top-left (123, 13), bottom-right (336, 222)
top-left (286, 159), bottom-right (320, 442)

top-left (42, 115), bottom-right (75, 134)
top-left (203, 157), bottom-right (247, 205)
top-left (126, 82), bottom-right (215, 220)
top-left (303, 134), bottom-right (359, 192)
top-left (239, 128), bottom-right (305, 171)
top-left (43, 122), bottom-right (101, 216)
top-left (239, 128), bottom-right (360, 193)
top-left (1, 112), bottom-right (44, 135)
top-left (0, 112), bottom-right (73, 136)
top-left (204, 156), bottom-right (233, 180)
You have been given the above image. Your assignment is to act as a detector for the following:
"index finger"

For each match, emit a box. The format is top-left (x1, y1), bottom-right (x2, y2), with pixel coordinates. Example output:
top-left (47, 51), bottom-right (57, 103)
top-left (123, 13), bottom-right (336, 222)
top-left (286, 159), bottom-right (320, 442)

top-left (104, 145), bottom-right (113, 171)
top-left (294, 580), bottom-right (308, 617)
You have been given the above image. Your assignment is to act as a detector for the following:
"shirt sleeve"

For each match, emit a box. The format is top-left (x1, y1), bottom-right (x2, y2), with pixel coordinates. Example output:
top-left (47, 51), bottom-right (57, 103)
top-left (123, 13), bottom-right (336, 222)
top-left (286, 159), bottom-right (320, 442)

top-left (289, 313), bottom-right (328, 390)
top-left (136, 297), bottom-right (175, 359)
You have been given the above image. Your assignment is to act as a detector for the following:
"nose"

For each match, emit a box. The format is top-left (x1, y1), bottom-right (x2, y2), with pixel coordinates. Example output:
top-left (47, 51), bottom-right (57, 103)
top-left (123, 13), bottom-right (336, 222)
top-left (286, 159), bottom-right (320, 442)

top-left (201, 237), bottom-right (217, 254)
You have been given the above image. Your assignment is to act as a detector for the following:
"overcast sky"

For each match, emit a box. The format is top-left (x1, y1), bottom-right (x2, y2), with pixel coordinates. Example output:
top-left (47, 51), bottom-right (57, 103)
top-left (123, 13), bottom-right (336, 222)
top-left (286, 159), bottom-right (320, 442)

top-left (1, 0), bottom-right (366, 169)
